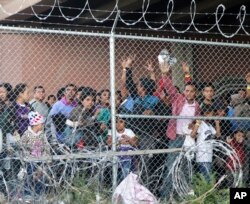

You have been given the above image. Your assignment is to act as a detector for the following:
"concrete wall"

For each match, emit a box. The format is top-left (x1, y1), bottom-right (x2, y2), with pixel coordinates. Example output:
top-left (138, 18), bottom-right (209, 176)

top-left (0, 33), bottom-right (249, 98)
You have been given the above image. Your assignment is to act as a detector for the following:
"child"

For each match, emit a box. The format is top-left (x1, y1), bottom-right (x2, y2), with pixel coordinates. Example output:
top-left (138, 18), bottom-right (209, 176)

top-left (20, 111), bottom-right (50, 198)
top-left (226, 130), bottom-right (246, 171)
top-left (106, 118), bottom-right (138, 181)
top-left (191, 104), bottom-right (221, 181)
top-left (20, 111), bottom-right (50, 157)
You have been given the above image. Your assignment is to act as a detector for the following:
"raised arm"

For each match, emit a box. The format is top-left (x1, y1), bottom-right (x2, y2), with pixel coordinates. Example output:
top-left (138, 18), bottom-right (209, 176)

top-left (121, 56), bottom-right (138, 99)
top-left (157, 62), bottom-right (179, 103)
top-left (182, 62), bottom-right (192, 83)
top-left (145, 60), bottom-right (156, 81)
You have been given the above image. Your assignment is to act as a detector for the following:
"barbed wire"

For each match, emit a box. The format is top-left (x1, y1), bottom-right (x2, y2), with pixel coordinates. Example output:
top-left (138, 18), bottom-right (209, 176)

top-left (0, 138), bottom-right (242, 203)
top-left (0, 0), bottom-right (249, 38)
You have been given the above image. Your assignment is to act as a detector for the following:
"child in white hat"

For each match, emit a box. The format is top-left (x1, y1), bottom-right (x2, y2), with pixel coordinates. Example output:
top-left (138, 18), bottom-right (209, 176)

top-left (19, 111), bottom-right (51, 200)
top-left (20, 111), bottom-right (50, 158)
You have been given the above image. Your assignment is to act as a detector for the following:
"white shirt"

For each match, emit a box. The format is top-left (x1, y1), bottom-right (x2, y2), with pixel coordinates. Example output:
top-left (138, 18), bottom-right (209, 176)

top-left (176, 101), bottom-right (196, 135)
top-left (182, 124), bottom-right (196, 148)
top-left (108, 128), bottom-right (135, 149)
top-left (196, 121), bottom-right (216, 163)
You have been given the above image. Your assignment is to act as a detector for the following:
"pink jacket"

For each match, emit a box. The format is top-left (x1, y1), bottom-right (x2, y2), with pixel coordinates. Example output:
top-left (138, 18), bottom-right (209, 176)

top-left (155, 75), bottom-right (200, 140)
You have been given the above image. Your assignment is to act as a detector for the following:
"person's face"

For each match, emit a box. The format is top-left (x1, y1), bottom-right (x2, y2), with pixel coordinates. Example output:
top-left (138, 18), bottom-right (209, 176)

top-left (64, 86), bottom-right (76, 101)
top-left (34, 88), bottom-right (45, 101)
top-left (246, 74), bottom-right (250, 84)
top-left (82, 96), bottom-right (94, 109)
top-left (20, 87), bottom-right (30, 103)
top-left (203, 87), bottom-right (214, 101)
top-left (101, 91), bottom-right (110, 104)
top-left (48, 97), bottom-right (56, 106)
top-left (234, 131), bottom-right (245, 144)
top-left (184, 85), bottom-right (196, 101)
top-left (0, 87), bottom-right (8, 101)
top-left (116, 119), bottom-right (125, 131)
top-left (32, 123), bottom-right (44, 132)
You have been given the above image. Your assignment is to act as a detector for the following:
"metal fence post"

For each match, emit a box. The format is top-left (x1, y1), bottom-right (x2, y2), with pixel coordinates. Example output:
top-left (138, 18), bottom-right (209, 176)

top-left (110, 10), bottom-right (120, 193)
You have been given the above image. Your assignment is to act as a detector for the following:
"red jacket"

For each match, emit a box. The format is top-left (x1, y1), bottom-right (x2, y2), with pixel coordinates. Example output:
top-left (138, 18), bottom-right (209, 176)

top-left (227, 139), bottom-right (246, 170)
top-left (154, 75), bottom-right (200, 140)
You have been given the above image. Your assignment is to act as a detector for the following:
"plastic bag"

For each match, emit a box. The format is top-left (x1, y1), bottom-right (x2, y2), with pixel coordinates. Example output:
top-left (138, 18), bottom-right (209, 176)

top-left (112, 172), bottom-right (158, 204)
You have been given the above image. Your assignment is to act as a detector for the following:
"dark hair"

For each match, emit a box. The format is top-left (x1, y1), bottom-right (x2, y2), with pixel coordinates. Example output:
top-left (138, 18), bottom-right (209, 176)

top-left (80, 88), bottom-right (95, 101)
top-left (77, 86), bottom-right (86, 93)
top-left (213, 100), bottom-right (227, 111)
top-left (47, 94), bottom-right (56, 101)
top-left (57, 87), bottom-right (65, 101)
top-left (65, 84), bottom-right (77, 91)
top-left (33, 85), bottom-right (45, 92)
top-left (139, 78), bottom-right (156, 95)
top-left (201, 104), bottom-right (215, 115)
top-left (0, 98), bottom-right (6, 113)
top-left (12, 83), bottom-right (28, 101)
top-left (0, 83), bottom-right (13, 100)
top-left (233, 129), bottom-right (245, 136)
top-left (99, 89), bottom-right (110, 97)
top-left (0, 83), bottom-right (12, 93)
top-left (202, 82), bottom-right (215, 91)
top-left (184, 81), bottom-right (197, 90)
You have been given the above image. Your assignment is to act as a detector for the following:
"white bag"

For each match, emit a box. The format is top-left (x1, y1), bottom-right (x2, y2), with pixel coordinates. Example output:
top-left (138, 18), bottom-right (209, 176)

top-left (182, 125), bottom-right (196, 160)
top-left (183, 135), bottom-right (195, 148)
top-left (112, 172), bottom-right (158, 204)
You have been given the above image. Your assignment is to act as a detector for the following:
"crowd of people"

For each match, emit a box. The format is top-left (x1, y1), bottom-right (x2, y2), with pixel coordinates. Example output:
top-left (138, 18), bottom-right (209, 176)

top-left (0, 56), bottom-right (249, 200)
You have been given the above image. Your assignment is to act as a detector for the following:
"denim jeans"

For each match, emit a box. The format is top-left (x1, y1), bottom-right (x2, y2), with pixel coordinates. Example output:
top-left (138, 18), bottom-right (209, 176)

top-left (160, 135), bottom-right (185, 199)
top-left (197, 162), bottom-right (212, 182)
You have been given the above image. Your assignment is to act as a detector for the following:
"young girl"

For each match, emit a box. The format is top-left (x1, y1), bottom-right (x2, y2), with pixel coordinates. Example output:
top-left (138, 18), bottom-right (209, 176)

top-left (20, 111), bottom-right (50, 198)
top-left (226, 130), bottom-right (246, 171)
top-left (106, 118), bottom-right (138, 181)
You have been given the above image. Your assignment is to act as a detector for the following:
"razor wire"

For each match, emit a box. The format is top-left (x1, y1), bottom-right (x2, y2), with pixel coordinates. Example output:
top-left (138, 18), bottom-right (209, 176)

top-left (0, 25), bottom-right (249, 203)
top-left (0, 0), bottom-right (249, 38)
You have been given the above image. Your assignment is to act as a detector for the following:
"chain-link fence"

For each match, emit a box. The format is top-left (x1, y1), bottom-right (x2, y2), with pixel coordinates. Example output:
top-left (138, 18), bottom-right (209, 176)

top-left (0, 26), bottom-right (249, 203)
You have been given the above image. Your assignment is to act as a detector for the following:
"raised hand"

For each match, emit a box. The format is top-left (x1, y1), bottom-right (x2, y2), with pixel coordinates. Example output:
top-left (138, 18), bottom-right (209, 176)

top-left (121, 55), bottom-right (136, 69)
top-left (182, 62), bottom-right (190, 74)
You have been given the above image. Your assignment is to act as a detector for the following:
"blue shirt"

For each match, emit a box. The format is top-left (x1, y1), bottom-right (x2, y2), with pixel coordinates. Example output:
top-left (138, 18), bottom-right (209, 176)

top-left (134, 95), bottom-right (159, 110)
top-left (49, 97), bottom-right (77, 118)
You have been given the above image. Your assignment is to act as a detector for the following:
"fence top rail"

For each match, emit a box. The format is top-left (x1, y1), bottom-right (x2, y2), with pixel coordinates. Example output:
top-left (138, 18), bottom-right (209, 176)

top-left (117, 114), bottom-right (250, 121)
top-left (0, 25), bottom-right (250, 48)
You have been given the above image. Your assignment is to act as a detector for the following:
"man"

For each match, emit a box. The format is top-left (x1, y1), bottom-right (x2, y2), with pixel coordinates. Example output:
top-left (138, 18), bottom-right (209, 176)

top-left (46, 84), bottom-right (77, 143)
top-left (158, 62), bottom-right (200, 200)
top-left (30, 86), bottom-right (49, 117)
top-left (200, 83), bottom-right (215, 108)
